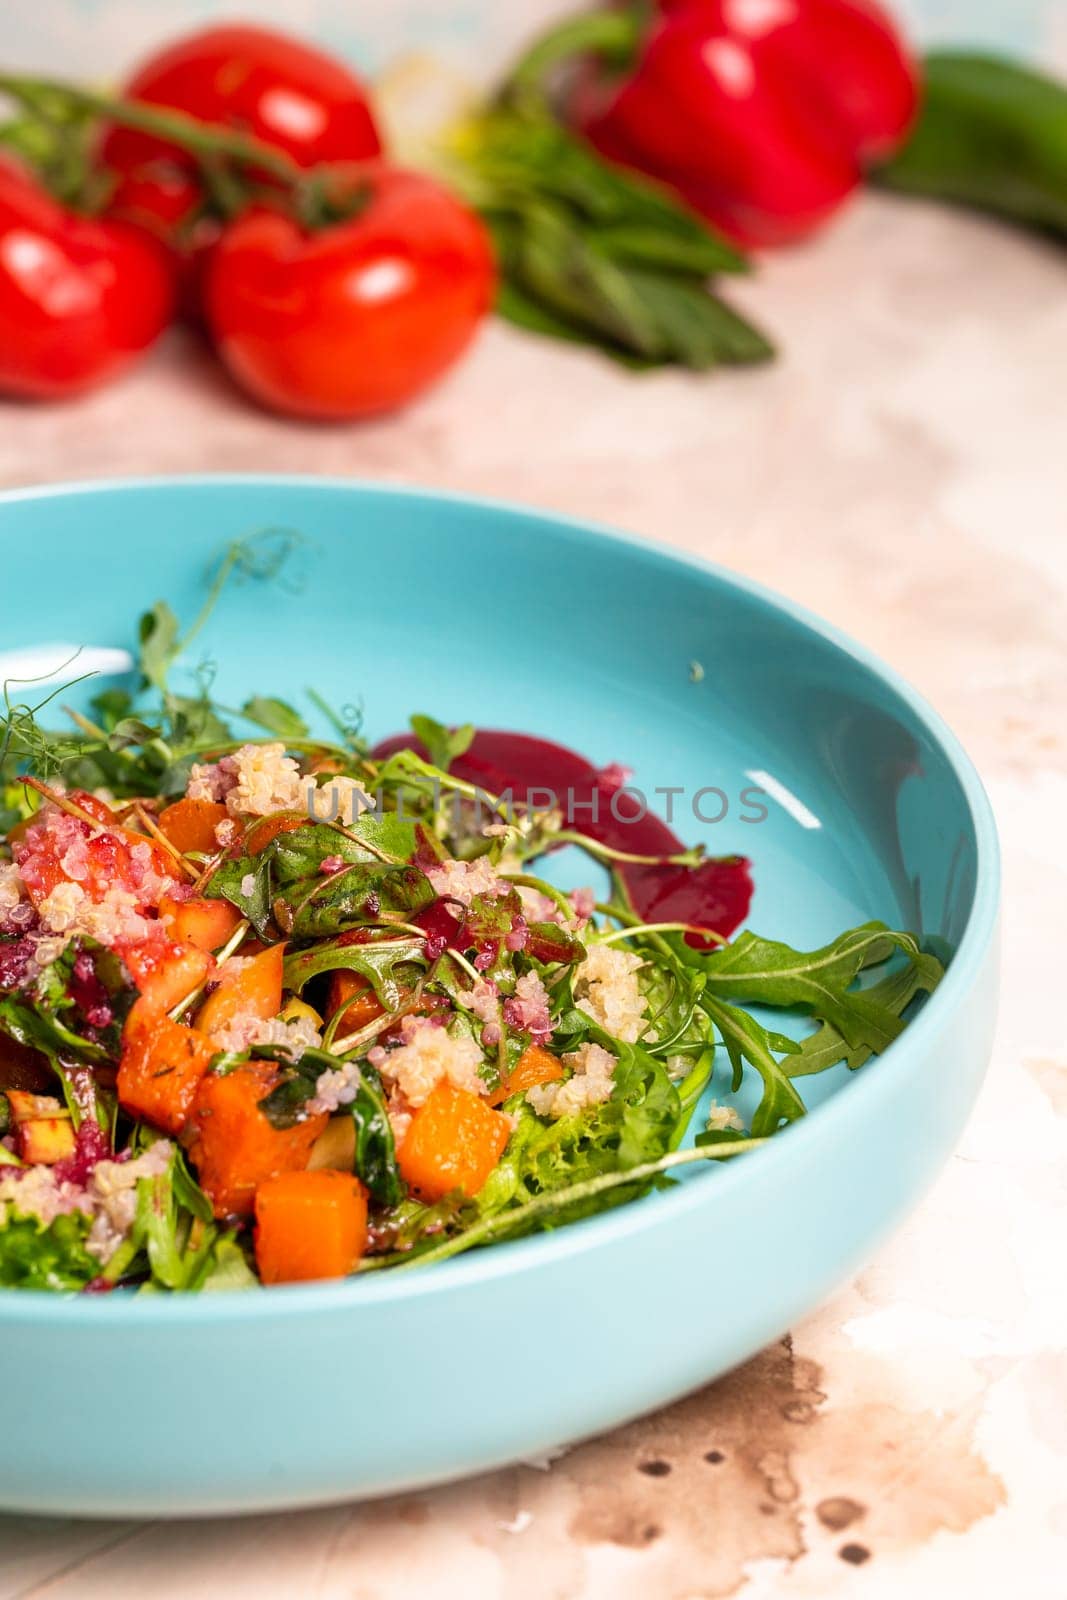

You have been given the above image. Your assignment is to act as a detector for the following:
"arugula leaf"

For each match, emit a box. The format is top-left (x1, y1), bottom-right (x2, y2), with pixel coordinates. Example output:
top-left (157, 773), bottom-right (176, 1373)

top-left (692, 924), bottom-right (944, 1133)
top-left (0, 1209), bottom-right (97, 1290)
top-left (284, 936), bottom-right (426, 1013)
top-left (625, 271), bottom-right (774, 368)
top-left (784, 960), bottom-right (942, 1077)
top-left (701, 994), bottom-right (807, 1137)
top-left (702, 924), bottom-right (937, 1050)
top-left (205, 853), bottom-right (274, 938)
top-left (270, 815), bottom-right (416, 882)
top-left (273, 862), bottom-right (435, 940)
top-left (269, 823), bottom-right (376, 884)
top-left (409, 714), bottom-right (474, 774)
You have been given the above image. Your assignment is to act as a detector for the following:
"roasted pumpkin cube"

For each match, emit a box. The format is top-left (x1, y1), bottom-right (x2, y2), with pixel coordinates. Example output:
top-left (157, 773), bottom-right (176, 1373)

top-left (397, 1081), bottom-right (511, 1201)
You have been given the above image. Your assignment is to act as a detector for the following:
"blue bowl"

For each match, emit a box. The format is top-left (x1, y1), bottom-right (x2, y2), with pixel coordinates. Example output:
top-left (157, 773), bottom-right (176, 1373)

top-left (0, 476), bottom-right (998, 1516)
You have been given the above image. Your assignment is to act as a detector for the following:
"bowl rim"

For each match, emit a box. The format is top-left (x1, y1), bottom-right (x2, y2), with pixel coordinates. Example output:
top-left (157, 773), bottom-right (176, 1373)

top-left (0, 473), bottom-right (1000, 1323)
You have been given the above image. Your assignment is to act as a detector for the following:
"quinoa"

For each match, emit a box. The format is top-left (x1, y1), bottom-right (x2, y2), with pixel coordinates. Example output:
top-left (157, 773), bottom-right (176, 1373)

top-left (303, 775), bottom-right (373, 826)
top-left (502, 970), bottom-right (553, 1042)
top-left (209, 1008), bottom-right (322, 1060)
top-left (467, 977), bottom-right (503, 1048)
top-left (706, 1102), bottom-right (744, 1133)
top-left (36, 879), bottom-right (161, 954)
top-left (526, 1042), bottom-right (618, 1119)
top-left (0, 1139), bottom-right (174, 1264)
top-left (307, 1060), bottom-right (362, 1116)
top-left (377, 1016), bottom-right (486, 1107)
top-left (425, 856), bottom-right (506, 908)
top-left (189, 743), bottom-right (303, 818)
top-left (573, 944), bottom-right (648, 1043)
top-left (0, 861), bottom-right (33, 933)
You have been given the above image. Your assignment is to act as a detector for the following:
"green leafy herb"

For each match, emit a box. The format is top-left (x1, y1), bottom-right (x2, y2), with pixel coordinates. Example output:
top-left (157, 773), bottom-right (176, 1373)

top-left (351, 1069), bottom-right (404, 1206)
top-left (0, 1210), bottom-right (97, 1290)
top-left (285, 936), bottom-right (426, 1013)
top-left (446, 93), bottom-right (773, 369)
top-left (240, 696), bottom-right (310, 741)
top-left (273, 861), bottom-right (435, 940)
top-left (199, 1235), bottom-right (260, 1291)
top-left (409, 713), bottom-right (475, 774)
top-left (205, 853), bottom-right (274, 939)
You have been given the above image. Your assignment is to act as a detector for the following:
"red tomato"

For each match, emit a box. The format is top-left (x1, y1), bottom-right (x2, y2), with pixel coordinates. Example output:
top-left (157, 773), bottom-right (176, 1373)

top-left (204, 166), bottom-right (495, 421)
top-left (100, 24), bottom-right (382, 180)
top-left (0, 155), bottom-right (174, 400)
top-left (103, 160), bottom-right (221, 320)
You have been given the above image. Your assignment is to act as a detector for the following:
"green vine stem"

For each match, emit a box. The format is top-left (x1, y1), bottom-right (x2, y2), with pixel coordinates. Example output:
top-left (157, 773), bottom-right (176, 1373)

top-left (0, 72), bottom-right (303, 187)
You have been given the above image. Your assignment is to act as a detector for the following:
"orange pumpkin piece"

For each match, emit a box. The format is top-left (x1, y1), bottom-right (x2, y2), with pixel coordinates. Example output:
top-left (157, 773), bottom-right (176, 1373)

top-left (397, 1082), bottom-right (511, 1201)
top-left (254, 1169), bottom-right (369, 1284)
top-left (327, 970), bottom-right (385, 1035)
top-left (194, 943), bottom-right (286, 1045)
top-left (156, 797), bottom-right (229, 855)
top-left (186, 1062), bottom-right (328, 1217)
top-left (159, 893), bottom-right (242, 954)
top-left (117, 998), bottom-right (217, 1135)
top-left (245, 813), bottom-right (305, 856)
top-left (122, 938), bottom-right (214, 1014)
top-left (488, 1044), bottom-right (564, 1107)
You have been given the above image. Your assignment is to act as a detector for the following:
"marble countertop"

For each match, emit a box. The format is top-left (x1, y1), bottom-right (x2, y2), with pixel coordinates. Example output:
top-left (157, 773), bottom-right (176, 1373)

top-left (0, 192), bottom-right (1064, 1600)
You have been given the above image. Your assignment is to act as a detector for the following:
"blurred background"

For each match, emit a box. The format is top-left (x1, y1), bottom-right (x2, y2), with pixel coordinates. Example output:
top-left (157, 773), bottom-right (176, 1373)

top-left (5, 0), bottom-right (1065, 79)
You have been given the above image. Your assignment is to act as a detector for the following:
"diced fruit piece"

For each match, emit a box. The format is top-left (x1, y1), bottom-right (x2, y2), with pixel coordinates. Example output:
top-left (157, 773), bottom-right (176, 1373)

top-left (4, 1089), bottom-right (65, 1123)
top-left (327, 970), bottom-right (385, 1035)
top-left (15, 796), bottom-right (176, 909)
top-left (194, 943), bottom-right (286, 1044)
top-left (157, 797), bottom-right (229, 854)
top-left (397, 1082), bottom-right (511, 1201)
top-left (254, 1169), bottom-right (368, 1284)
top-left (244, 813), bottom-right (305, 856)
top-left (17, 1115), bottom-right (77, 1165)
top-left (160, 893), bottom-right (242, 953)
top-left (187, 1062), bottom-right (327, 1216)
top-left (122, 937), bottom-right (214, 1013)
top-left (488, 1043), bottom-right (564, 1107)
top-left (117, 997), bottom-right (217, 1134)
top-left (308, 1115), bottom-right (356, 1172)
top-left (68, 790), bottom-right (116, 825)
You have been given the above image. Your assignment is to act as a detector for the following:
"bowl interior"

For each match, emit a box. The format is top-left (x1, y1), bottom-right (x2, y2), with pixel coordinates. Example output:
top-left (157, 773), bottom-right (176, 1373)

top-left (1, 476), bottom-right (980, 1135)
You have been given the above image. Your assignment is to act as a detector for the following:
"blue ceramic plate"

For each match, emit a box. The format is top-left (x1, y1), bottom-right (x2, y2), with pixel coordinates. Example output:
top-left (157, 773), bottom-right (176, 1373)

top-left (0, 477), bottom-right (998, 1517)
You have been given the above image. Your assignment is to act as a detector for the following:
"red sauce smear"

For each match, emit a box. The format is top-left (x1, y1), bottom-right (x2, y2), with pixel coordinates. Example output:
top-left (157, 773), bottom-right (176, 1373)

top-left (371, 728), bottom-right (753, 944)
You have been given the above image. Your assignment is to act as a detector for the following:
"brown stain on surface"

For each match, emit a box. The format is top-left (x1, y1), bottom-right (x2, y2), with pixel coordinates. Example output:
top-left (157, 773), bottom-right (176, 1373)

top-left (437, 1333), bottom-right (1007, 1600)
top-left (816, 1495), bottom-right (866, 1531)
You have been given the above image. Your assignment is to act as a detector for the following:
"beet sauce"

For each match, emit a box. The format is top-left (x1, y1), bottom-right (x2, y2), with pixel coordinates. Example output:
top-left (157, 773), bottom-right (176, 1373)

top-left (372, 728), bottom-right (752, 943)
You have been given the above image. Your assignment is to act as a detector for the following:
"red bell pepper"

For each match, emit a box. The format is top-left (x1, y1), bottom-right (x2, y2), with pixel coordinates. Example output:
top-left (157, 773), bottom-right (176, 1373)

top-left (527, 0), bottom-right (919, 247)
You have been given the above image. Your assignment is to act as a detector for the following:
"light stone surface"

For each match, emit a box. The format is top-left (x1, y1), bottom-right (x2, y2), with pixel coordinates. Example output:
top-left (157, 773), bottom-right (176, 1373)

top-left (0, 192), bottom-right (1065, 1598)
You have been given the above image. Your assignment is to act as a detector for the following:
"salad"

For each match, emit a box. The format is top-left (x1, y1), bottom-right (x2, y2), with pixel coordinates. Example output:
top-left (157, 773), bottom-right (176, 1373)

top-left (0, 544), bottom-right (943, 1292)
